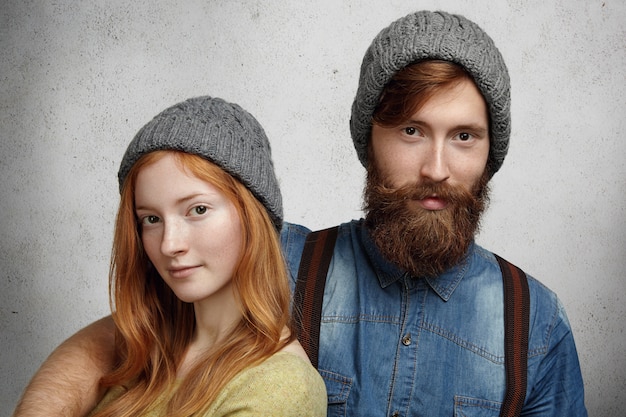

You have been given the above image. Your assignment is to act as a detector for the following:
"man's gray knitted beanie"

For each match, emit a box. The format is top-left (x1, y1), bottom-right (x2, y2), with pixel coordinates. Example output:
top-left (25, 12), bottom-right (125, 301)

top-left (350, 10), bottom-right (511, 175)
top-left (118, 96), bottom-right (283, 230)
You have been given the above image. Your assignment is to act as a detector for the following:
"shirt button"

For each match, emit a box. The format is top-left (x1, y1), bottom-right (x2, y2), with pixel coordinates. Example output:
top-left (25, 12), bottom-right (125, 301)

top-left (391, 412), bottom-right (400, 417)
top-left (402, 333), bottom-right (411, 346)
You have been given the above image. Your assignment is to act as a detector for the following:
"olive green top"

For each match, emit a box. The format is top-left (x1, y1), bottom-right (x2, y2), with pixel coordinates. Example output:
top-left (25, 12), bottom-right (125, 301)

top-left (88, 351), bottom-right (327, 416)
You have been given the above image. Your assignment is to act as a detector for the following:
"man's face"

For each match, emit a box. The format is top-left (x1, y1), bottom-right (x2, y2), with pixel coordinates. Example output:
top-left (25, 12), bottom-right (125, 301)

top-left (370, 78), bottom-right (490, 198)
top-left (365, 78), bottom-right (491, 278)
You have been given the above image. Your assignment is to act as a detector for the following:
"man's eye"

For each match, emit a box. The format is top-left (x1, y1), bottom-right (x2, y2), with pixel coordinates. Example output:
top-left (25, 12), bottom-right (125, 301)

top-left (404, 127), bottom-right (417, 135)
top-left (458, 132), bottom-right (471, 141)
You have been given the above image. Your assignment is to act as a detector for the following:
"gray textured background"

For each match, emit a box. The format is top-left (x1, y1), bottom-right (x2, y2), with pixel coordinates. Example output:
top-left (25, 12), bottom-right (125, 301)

top-left (2, 1), bottom-right (625, 415)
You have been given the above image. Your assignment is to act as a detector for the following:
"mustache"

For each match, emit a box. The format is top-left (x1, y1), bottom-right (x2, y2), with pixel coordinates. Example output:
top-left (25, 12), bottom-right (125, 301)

top-left (366, 180), bottom-right (475, 212)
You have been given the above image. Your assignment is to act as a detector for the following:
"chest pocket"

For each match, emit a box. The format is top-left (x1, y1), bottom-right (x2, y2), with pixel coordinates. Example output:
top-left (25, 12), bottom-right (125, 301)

top-left (454, 396), bottom-right (502, 417)
top-left (319, 368), bottom-right (352, 417)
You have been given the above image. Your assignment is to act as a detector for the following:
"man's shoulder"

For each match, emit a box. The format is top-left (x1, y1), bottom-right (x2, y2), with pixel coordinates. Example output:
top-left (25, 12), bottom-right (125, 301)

top-left (280, 220), bottom-right (360, 248)
top-left (280, 221), bottom-right (312, 238)
top-left (280, 220), bottom-right (358, 281)
top-left (473, 244), bottom-right (559, 300)
top-left (280, 220), bottom-right (361, 280)
top-left (472, 244), bottom-right (564, 334)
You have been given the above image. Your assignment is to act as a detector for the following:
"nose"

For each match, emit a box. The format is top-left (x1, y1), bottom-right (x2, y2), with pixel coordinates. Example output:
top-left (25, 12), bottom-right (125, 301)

top-left (160, 220), bottom-right (188, 257)
top-left (419, 142), bottom-right (450, 183)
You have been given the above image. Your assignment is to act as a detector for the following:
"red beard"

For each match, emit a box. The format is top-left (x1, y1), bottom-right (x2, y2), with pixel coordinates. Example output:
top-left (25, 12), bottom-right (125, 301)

top-left (364, 165), bottom-right (490, 278)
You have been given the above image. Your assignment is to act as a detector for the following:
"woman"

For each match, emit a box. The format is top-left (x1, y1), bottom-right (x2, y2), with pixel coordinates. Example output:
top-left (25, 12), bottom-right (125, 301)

top-left (88, 96), bottom-right (327, 416)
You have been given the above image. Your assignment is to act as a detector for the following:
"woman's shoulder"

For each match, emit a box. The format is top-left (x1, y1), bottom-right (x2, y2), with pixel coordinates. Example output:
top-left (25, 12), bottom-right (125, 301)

top-left (236, 350), bottom-right (326, 398)
top-left (207, 350), bottom-right (327, 416)
top-left (278, 338), bottom-right (310, 360)
top-left (209, 352), bottom-right (328, 416)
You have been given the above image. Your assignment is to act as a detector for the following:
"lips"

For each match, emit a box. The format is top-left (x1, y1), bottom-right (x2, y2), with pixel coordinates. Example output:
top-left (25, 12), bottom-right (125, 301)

top-left (168, 265), bottom-right (200, 279)
top-left (417, 196), bottom-right (449, 211)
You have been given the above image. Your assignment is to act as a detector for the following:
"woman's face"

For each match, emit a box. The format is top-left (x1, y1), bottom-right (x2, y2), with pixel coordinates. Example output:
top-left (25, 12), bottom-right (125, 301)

top-left (134, 153), bottom-right (243, 306)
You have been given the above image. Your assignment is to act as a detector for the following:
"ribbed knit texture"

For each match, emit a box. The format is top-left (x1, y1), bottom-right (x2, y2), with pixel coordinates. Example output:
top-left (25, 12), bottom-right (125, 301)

top-left (118, 96), bottom-right (283, 229)
top-left (350, 10), bottom-right (511, 175)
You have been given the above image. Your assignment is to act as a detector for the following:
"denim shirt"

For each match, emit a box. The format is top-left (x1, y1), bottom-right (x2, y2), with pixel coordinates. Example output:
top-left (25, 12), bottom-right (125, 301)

top-left (281, 220), bottom-right (587, 417)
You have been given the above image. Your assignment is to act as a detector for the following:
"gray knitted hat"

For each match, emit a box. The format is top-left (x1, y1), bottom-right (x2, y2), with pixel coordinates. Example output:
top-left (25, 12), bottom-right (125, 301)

top-left (118, 96), bottom-right (283, 229)
top-left (350, 10), bottom-right (511, 175)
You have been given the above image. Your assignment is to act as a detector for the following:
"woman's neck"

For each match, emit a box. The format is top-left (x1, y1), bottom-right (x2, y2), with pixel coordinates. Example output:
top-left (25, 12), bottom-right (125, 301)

top-left (177, 285), bottom-right (243, 378)
top-left (192, 302), bottom-right (241, 349)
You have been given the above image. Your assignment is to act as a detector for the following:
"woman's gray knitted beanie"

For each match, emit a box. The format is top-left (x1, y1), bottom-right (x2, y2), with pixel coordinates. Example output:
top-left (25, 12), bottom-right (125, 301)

top-left (350, 10), bottom-right (511, 175)
top-left (118, 96), bottom-right (283, 230)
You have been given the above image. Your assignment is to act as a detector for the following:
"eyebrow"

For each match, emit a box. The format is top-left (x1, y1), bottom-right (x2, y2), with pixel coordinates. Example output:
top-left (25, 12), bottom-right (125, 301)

top-left (455, 124), bottom-right (489, 135)
top-left (135, 192), bottom-right (212, 212)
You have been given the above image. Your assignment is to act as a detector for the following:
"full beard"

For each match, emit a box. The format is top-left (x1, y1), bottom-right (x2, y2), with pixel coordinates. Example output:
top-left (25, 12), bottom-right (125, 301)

top-left (364, 165), bottom-right (490, 278)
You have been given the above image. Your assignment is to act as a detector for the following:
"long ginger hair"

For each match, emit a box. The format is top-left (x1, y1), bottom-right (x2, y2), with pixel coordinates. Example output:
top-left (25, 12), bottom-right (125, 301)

top-left (93, 150), bottom-right (293, 416)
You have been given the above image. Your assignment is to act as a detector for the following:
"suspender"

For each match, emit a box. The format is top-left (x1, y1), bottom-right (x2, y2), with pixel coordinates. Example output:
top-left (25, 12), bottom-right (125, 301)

top-left (292, 226), bottom-right (339, 369)
top-left (495, 254), bottom-right (530, 417)
top-left (292, 227), bottom-right (530, 416)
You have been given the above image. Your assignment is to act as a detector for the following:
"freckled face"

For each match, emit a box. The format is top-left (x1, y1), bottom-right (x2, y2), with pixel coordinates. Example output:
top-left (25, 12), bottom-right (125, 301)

top-left (134, 154), bottom-right (242, 306)
top-left (370, 78), bottom-right (490, 210)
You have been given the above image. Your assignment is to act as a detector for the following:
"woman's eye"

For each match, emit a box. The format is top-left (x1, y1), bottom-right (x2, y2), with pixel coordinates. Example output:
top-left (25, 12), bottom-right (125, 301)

top-left (142, 215), bottom-right (160, 225)
top-left (458, 132), bottom-right (472, 141)
top-left (191, 205), bottom-right (208, 216)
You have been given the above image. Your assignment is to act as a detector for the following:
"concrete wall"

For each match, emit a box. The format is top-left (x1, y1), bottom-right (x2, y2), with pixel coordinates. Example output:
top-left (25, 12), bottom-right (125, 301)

top-left (1, 1), bottom-right (624, 415)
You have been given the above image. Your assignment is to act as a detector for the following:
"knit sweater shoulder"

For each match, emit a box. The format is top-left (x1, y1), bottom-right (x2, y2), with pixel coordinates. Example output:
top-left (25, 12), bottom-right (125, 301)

top-left (89, 351), bottom-right (327, 416)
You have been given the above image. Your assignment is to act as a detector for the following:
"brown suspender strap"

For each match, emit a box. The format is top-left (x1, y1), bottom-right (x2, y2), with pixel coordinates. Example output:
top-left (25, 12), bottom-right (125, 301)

top-left (495, 254), bottom-right (530, 417)
top-left (292, 226), bottom-right (339, 369)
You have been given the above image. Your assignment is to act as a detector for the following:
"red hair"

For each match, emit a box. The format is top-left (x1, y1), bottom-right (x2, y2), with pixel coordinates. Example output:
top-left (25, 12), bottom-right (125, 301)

top-left (93, 150), bottom-right (293, 416)
top-left (373, 60), bottom-right (476, 128)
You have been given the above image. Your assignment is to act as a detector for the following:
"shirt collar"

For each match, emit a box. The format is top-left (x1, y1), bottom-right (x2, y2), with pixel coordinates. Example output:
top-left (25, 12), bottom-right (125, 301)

top-left (359, 220), bottom-right (474, 301)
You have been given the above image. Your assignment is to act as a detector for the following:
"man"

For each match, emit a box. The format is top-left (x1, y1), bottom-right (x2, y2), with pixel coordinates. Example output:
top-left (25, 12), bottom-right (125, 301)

top-left (14, 10), bottom-right (586, 416)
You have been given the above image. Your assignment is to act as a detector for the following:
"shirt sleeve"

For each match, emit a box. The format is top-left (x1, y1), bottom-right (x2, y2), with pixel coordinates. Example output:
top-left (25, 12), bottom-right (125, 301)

top-left (523, 295), bottom-right (588, 416)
